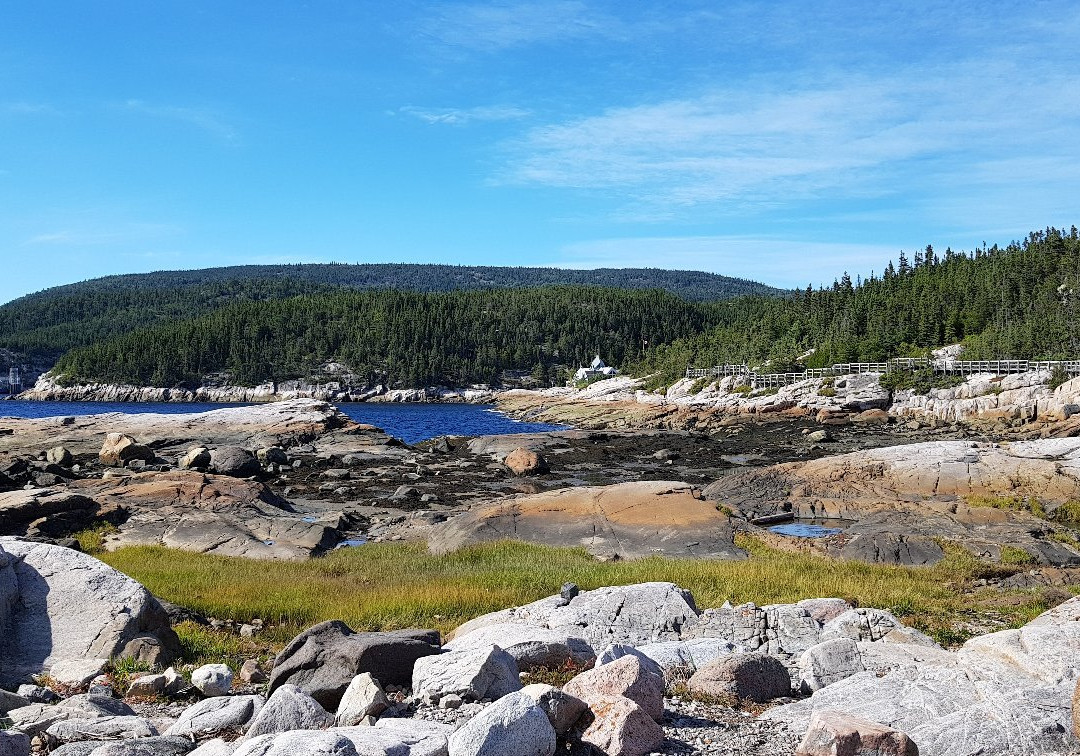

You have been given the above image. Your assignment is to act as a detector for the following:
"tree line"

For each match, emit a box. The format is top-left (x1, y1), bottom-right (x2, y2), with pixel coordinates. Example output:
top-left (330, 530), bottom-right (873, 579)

top-left (35, 227), bottom-right (1080, 389)
top-left (52, 286), bottom-right (719, 388)
top-left (632, 226), bottom-right (1080, 382)
top-left (0, 263), bottom-right (779, 362)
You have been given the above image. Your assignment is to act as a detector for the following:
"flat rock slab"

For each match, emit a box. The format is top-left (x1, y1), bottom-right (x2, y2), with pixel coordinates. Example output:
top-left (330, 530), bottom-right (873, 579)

top-left (66, 470), bottom-right (338, 559)
top-left (703, 438), bottom-right (1080, 566)
top-left (428, 480), bottom-right (745, 560)
top-left (0, 399), bottom-right (360, 458)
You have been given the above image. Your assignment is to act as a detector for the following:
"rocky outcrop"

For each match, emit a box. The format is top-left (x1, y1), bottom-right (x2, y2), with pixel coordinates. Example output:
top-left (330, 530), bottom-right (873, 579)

top-left (428, 481), bottom-right (745, 561)
top-left (57, 470), bottom-right (336, 560)
top-left (497, 367), bottom-right (1080, 432)
top-left (496, 373), bottom-right (889, 431)
top-left (5, 580), bottom-right (1079, 755)
top-left (891, 371), bottom-right (1080, 424)
top-left (20, 373), bottom-right (498, 405)
top-left (703, 438), bottom-right (1080, 566)
top-left (0, 539), bottom-right (178, 688)
top-left (765, 597), bottom-right (1080, 755)
top-left (0, 399), bottom-right (361, 459)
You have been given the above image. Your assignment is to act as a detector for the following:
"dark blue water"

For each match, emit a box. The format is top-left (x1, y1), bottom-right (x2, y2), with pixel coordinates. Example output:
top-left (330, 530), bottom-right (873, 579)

top-left (0, 400), bottom-right (567, 445)
top-left (337, 403), bottom-right (567, 444)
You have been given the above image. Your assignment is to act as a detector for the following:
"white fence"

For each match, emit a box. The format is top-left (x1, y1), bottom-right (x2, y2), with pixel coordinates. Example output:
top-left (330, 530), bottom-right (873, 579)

top-left (685, 358), bottom-right (1080, 389)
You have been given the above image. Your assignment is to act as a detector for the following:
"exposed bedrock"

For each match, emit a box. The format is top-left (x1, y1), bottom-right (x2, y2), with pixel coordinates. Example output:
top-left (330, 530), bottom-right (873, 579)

top-left (427, 480), bottom-right (745, 561)
top-left (0, 470), bottom-right (341, 559)
top-left (704, 437), bottom-right (1080, 566)
top-left (0, 399), bottom-right (384, 459)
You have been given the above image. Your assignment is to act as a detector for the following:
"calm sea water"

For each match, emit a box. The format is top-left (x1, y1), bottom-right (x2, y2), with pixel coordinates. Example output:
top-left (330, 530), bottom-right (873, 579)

top-left (0, 400), bottom-right (567, 445)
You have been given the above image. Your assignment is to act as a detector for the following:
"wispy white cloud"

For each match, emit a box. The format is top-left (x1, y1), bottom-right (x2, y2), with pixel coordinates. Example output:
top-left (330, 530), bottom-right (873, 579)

top-left (498, 49), bottom-right (1080, 222)
top-left (22, 222), bottom-right (182, 247)
top-left (2, 101), bottom-right (61, 116)
top-left (557, 236), bottom-right (917, 288)
top-left (420, 1), bottom-right (618, 51)
top-left (399, 104), bottom-right (531, 125)
top-left (120, 99), bottom-right (237, 141)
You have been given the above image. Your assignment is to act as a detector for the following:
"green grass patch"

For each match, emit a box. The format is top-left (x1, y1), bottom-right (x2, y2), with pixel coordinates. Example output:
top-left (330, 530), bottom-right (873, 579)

top-left (730, 383), bottom-right (752, 395)
top-left (965, 495), bottom-right (1047, 520)
top-left (999, 546), bottom-right (1036, 566)
top-left (95, 538), bottom-right (1044, 647)
top-left (1052, 501), bottom-right (1080, 525)
top-left (1049, 530), bottom-right (1080, 548)
top-left (72, 522), bottom-right (120, 556)
top-left (108, 656), bottom-right (156, 692)
top-left (175, 622), bottom-right (273, 670)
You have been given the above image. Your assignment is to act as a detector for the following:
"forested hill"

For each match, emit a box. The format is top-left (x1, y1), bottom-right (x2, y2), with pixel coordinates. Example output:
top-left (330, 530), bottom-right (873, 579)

top-left (25, 227), bottom-right (1080, 390)
top-left (0, 263), bottom-right (779, 360)
top-left (636, 226), bottom-right (1080, 382)
top-left (52, 286), bottom-right (720, 388)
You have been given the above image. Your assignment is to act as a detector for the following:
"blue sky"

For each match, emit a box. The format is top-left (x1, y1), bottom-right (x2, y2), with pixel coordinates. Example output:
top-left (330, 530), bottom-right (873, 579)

top-left (2, 1), bottom-right (1079, 304)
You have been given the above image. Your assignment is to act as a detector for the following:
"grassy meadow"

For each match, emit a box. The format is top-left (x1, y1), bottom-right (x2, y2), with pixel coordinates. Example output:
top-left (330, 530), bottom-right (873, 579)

top-left (95, 536), bottom-right (1062, 659)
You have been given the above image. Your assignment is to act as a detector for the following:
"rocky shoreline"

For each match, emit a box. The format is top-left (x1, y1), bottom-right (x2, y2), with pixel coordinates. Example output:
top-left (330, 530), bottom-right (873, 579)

top-left (19, 366), bottom-right (1080, 433)
top-left (496, 368), bottom-right (1080, 434)
top-left (3, 396), bottom-right (1080, 752)
top-left (14, 375), bottom-right (499, 404)
top-left (4, 399), bottom-right (1080, 570)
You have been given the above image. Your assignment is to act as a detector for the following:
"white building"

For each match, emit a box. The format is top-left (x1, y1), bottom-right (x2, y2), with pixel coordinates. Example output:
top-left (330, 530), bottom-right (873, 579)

top-left (573, 355), bottom-right (618, 382)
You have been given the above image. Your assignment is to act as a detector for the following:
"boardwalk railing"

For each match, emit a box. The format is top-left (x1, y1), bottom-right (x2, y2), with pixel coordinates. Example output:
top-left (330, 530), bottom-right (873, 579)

top-left (685, 358), bottom-right (1080, 388)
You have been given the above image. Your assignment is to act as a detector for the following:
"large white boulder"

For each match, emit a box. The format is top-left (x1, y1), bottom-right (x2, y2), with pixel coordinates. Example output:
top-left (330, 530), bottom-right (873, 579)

top-left (0, 538), bottom-right (178, 687)
top-left (452, 583), bottom-right (700, 650)
top-left (411, 646), bottom-right (520, 705)
top-left (447, 691), bottom-right (555, 756)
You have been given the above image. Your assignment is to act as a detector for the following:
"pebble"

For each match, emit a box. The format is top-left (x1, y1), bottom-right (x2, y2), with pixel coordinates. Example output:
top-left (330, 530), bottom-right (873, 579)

top-left (657, 696), bottom-right (801, 755)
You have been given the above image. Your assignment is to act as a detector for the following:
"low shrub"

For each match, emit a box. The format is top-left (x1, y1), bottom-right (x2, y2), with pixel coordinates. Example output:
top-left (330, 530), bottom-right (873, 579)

top-left (999, 546), bottom-right (1036, 566)
top-left (1052, 501), bottom-right (1080, 525)
top-left (1049, 365), bottom-right (1070, 390)
top-left (688, 377), bottom-right (711, 395)
top-left (880, 368), bottom-right (965, 395)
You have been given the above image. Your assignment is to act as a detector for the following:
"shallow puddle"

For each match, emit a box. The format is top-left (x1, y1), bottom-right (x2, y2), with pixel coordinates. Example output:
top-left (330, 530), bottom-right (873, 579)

top-left (768, 519), bottom-right (851, 538)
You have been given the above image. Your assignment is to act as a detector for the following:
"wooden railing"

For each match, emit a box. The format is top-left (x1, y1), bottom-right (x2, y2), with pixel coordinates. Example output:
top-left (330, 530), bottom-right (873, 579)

top-left (685, 358), bottom-right (1080, 388)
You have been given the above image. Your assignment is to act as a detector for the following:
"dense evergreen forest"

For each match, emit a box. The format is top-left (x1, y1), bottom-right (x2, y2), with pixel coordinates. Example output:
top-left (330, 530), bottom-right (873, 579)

top-left (633, 227), bottom-right (1080, 381)
top-left (52, 287), bottom-right (717, 388)
top-left (0, 264), bottom-right (778, 360)
top-left (27, 228), bottom-right (1080, 389)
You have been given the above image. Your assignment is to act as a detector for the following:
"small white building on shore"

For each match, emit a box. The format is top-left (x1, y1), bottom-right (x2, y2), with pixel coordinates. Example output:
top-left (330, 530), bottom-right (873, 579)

top-left (573, 355), bottom-right (618, 382)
